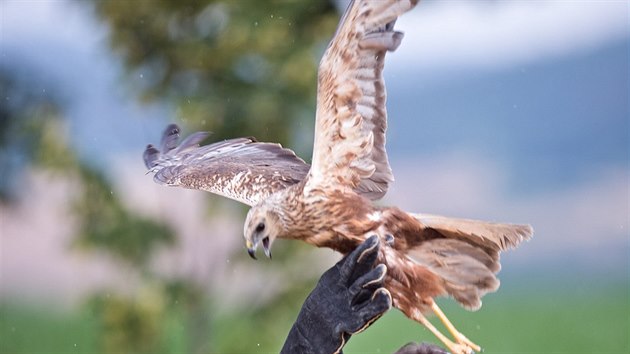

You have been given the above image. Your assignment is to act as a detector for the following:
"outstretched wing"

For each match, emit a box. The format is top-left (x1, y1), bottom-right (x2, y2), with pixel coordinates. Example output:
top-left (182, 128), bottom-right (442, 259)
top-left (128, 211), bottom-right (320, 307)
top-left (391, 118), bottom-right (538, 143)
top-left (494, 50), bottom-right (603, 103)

top-left (305, 0), bottom-right (419, 200)
top-left (145, 124), bottom-right (310, 206)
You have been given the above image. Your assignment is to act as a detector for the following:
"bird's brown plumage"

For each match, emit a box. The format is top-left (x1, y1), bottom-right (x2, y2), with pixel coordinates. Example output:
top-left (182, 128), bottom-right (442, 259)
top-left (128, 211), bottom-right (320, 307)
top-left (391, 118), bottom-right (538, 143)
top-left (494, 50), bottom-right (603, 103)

top-left (262, 185), bottom-right (531, 312)
top-left (144, 1), bottom-right (533, 353)
top-left (144, 124), bottom-right (310, 206)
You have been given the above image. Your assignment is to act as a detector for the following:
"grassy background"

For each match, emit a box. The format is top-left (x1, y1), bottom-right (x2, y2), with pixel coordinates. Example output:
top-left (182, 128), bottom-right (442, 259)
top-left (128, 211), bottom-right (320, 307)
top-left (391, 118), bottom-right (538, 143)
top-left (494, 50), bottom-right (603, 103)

top-left (1, 282), bottom-right (627, 354)
top-left (346, 283), bottom-right (629, 353)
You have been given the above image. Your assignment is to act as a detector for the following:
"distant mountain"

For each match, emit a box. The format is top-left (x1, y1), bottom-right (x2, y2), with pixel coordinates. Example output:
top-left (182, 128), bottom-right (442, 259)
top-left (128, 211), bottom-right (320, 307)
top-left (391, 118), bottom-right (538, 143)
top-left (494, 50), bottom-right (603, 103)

top-left (386, 39), bottom-right (628, 194)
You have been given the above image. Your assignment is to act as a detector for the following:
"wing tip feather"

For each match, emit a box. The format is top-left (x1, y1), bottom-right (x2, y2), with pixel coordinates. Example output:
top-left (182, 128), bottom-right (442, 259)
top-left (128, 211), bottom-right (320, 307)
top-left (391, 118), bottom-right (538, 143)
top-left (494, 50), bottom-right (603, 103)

top-left (503, 224), bottom-right (534, 250)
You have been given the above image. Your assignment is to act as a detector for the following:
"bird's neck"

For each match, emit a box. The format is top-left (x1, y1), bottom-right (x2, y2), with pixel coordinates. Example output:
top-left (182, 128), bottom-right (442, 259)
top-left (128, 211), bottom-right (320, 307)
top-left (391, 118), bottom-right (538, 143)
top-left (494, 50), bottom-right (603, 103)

top-left (272, 185), bottom-right (379, 253)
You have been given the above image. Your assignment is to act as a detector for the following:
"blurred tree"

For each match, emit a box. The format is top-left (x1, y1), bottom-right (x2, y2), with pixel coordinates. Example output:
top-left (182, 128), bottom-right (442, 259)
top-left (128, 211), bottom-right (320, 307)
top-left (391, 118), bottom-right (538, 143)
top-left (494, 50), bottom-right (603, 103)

top-left (0, 70), bottom-right (64, 202)
top-left (2, 0), bottom-right (343, 349)
top-left (71, 166), bottom-right (175, 268)
top-left (93, 0), bottom-right (339, 156)
top-left (83, 1), bottom-right (342, 353)
top-left (0, 70), bottom-right (176, 269)
top-left (2, 1), bottom-right (346, 353)
top-left (0, 68), bottom-right (178, 353)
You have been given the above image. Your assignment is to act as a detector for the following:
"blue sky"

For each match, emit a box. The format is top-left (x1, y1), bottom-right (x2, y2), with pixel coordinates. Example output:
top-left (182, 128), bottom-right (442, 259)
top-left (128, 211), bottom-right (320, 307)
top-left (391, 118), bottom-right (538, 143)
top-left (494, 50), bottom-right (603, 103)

top-left (1, 0), bottom-right (628, 302)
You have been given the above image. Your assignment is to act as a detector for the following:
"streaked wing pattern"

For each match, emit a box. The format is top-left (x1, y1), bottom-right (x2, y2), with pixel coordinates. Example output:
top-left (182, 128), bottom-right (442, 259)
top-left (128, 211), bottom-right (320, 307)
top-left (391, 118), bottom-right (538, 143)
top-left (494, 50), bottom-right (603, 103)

top-left (145, 124), bottom-right (310, 206)
top-left (307, 0), bottom-right (418, 200)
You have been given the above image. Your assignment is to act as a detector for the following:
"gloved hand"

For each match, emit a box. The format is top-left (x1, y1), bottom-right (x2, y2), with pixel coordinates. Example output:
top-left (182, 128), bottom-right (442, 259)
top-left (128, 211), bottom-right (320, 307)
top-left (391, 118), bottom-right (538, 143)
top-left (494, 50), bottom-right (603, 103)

top-left (393, 342), bottom-right (449, 354)
top-left (281, 235), bottom-right (391, 354)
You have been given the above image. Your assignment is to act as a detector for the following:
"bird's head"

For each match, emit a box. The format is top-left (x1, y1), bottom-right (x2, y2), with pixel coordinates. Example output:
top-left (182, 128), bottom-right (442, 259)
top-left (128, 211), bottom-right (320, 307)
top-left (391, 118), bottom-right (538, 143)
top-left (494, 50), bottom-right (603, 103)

top-left (243, 204), bottom-right (282, 260)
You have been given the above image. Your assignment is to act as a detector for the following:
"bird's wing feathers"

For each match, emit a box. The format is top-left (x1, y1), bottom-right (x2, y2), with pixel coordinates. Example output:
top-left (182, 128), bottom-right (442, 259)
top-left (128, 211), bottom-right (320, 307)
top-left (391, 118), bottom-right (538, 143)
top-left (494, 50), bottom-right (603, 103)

top-left (306, 0), bottom-right (419, 200)
top-left (145, 124), bottom-right (310, 206)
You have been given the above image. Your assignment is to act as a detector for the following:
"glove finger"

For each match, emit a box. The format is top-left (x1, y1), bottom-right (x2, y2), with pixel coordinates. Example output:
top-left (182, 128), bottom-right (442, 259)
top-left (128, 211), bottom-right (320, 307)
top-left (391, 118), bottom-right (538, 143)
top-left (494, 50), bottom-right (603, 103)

top-left (352, 285), bottom-right (381, 308)
top-left (349, 264), bottom-right (387, 304)
top-left (346, 287), bottom-right (392, 334)
top-left (339, 235), bottom-right (380, 284)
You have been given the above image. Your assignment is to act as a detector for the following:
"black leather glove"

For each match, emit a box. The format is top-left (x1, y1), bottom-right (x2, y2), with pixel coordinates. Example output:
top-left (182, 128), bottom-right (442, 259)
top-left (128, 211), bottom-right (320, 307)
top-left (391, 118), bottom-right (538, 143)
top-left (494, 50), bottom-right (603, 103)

top-left (281, 235), bottom-right (391, 354)
top-left (393, 342), bottom-right (449, 354)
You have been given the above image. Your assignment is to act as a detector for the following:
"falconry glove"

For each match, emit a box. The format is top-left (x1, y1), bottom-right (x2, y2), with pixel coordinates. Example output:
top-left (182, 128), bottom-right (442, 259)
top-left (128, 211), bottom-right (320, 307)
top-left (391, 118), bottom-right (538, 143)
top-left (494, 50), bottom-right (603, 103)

top-left (393, 342), bottom-right (449, 354)
top-left (280, 235), bottom-right (392, 354)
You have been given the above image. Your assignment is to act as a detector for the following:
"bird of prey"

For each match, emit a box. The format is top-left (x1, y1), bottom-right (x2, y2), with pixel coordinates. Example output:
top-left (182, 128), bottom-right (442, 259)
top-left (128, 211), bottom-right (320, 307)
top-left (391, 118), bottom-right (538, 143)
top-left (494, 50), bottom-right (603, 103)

top-left (144, 1), bottom-right (533, 353)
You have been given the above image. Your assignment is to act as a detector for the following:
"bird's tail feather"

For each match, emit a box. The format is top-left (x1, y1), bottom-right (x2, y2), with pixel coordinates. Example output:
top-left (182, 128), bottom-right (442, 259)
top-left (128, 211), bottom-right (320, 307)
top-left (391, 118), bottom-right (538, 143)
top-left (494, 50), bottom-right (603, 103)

top-left (406, 213), bottom-right (533, 310)
top-left (410, 213), bottom-right (533, 253)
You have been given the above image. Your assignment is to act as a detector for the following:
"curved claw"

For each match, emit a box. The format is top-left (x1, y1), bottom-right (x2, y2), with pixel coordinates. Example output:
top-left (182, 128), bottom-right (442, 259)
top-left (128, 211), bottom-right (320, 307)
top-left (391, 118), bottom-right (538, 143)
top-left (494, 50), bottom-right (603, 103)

top-left (262, 237), bottom-right (271, 259)
top-left (247, 248), bottom-right (257, 260)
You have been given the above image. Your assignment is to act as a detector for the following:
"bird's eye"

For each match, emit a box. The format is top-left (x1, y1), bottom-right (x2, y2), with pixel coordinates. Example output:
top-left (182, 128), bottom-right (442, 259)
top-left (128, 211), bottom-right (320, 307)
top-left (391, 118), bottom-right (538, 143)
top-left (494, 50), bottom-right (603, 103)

top-left (255, 223), bottom-right (265, 233)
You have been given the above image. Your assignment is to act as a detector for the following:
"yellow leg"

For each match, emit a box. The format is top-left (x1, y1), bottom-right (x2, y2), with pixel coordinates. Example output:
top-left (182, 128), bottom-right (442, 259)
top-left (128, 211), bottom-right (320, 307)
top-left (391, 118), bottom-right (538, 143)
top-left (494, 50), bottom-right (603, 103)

top-left (414, 311), bottom-right (476, 354)
top-left (430, 300), bottom-right (482, 353)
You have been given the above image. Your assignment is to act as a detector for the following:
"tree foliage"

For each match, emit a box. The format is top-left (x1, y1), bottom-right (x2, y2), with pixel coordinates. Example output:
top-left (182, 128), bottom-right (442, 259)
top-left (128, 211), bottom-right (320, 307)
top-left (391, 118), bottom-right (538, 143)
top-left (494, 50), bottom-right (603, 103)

top-left (94, 0), bottom-right (338, 151)
top-left (0, 71), bottom-right (65, 201)
top-left (86, 1), bottom-right (341, 352)
top-left (1, 55), bottom-right (178, 353)
top-left (2, 1), bottom-right (342, 352)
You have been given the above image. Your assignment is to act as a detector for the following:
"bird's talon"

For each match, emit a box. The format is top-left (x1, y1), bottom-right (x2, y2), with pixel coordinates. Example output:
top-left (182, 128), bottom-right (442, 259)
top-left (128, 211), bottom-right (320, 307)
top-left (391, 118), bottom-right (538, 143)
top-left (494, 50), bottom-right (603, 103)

top-left (455, 333), bottom-right (481, 353)
top-left (445, 343), bottom-right (474, 354)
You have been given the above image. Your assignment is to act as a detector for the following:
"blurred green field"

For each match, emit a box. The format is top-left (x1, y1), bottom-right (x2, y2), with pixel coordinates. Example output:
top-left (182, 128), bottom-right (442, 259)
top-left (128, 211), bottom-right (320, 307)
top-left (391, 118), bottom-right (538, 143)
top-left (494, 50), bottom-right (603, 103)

top-left (346, 284), bottom-right (629, 353)
top-left (1, 284), bottom-right (627, 354)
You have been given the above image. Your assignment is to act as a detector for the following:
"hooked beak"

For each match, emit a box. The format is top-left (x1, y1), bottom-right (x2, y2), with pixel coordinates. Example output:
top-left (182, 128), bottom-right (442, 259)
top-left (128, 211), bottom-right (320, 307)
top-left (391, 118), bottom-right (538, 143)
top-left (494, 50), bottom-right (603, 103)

top-left (246, 237), bottom-right (272, 260)
top-left (246, 240), bottom-right (257, 260)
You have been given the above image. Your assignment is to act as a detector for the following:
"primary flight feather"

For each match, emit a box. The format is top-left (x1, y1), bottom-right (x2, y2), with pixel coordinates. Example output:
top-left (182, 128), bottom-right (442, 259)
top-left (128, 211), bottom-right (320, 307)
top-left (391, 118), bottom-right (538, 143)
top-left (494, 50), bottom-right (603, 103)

top-left (144, 1), bottom-right (533, 353)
